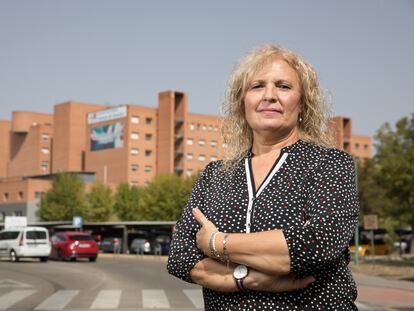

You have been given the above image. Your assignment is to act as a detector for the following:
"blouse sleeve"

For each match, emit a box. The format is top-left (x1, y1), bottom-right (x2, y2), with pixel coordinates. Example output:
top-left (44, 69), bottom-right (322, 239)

top-left (283, 149), bottom-right (360, 274)
top-left (167, 163), bottom-right (214, 283)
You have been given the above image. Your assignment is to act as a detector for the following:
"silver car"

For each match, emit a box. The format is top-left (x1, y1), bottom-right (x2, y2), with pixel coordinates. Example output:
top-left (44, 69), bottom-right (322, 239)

top-left (129, 233), bottom-right (152, 254)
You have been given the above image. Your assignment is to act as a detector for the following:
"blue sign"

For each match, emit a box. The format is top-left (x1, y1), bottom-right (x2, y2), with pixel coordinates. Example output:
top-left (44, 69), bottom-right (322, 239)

top-left (73, 216), bottom-right (83, 228)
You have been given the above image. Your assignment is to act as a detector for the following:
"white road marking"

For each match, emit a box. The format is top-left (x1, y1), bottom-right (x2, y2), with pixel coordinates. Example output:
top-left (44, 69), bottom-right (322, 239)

top-left (183, 289), bottom-right (203, 309)
top-left (90, 290), bottom-right (121, 309)
top-left (0, 279), bottom-right (32, 288)
top-left (0, 290), bottom-right (36, 310)
top-left (34, 290), bottom-right (79, 310)
top-left (142, 289), bottom-right (170, 308)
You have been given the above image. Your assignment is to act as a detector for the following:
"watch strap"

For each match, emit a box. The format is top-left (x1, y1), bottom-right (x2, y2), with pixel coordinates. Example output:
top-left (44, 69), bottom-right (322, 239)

top-left (235, 277), bottom-right (247, 292)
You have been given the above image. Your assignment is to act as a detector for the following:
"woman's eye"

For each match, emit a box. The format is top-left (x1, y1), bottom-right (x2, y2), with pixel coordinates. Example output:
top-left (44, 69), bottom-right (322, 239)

top-left (278, 84), bottom-right (291, 90)
top-left (251, 84), bottom-right (263, 89)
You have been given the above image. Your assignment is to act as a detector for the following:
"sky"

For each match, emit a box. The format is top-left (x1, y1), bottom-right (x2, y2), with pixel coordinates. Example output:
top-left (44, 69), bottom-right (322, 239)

top-left (0, 0), bottom-right (413, 139)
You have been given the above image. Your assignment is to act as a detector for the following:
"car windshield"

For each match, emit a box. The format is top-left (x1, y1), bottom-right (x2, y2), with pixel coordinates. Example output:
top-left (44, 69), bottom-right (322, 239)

top-left (26, 231), bottom-right (47, 239)
top-left (69, 235), bottom-right (93, 241)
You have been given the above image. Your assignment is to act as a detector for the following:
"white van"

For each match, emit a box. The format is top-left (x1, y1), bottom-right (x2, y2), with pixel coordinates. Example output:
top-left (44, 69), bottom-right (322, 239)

top-left (0, 226), bottom-right (51, 262)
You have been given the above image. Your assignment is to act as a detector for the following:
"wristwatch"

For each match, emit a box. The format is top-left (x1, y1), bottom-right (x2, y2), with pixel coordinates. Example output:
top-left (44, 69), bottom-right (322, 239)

top-left (233, 264), bottom-right (249, 292)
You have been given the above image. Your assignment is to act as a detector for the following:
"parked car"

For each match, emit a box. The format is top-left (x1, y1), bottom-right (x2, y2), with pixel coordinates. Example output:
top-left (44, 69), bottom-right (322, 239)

top-left (129, 232), bottom-right (152, 254)
top-left (100, 237), bottom-right (122, 253)
top-left (151, 234), bottom-right (171, 256)
top-left (394, 228), bottom-right (412, 254)
top-left (0, 226), bottom-right (51, 262)
top-left (349, 229), bottom-right (389, 257)
top-left (50, 231), bottom-right (99, 262)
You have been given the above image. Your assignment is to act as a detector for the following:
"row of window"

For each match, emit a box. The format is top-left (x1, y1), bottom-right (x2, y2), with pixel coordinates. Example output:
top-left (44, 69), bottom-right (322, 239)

top-left (2, 191), bottom-right (44, 202)
top-left (188, 123), bottom-right (219, 132)
top-left (186, 154), bottom-right (217, 162)
top-left (130, 149), bottom-right (153, 156)
top-left (131, 116), bottom-right (153, 125)
top-left (354, 143), bottom-right (369, 150)
top-left (131, 132), bottom-right (153, 141)
top-left (186, 139), bottom-right (220, 147)
top-left (3, 192), bottom-right (24, 201)
top-left (130, 164), bottom-right (153, 173)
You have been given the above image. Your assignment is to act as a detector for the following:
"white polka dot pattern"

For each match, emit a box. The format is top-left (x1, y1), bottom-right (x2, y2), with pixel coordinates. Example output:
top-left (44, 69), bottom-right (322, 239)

top-left (167, 140), bottom-right (360, 310)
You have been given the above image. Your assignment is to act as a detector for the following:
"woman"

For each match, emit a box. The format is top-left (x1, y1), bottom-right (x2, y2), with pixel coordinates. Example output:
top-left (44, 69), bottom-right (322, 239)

top-left (167, 44), bottom-right (359, 310)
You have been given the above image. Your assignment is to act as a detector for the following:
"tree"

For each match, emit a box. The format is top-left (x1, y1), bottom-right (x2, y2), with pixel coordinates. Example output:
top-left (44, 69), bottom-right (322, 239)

top-left (38, 173), bottom-right (89, 221)
top-left (113, 183), bottom-right (141, 220)
top-left (87, 182), bottom-right (114, 221)
top-left (357, 159), bottom-right (394, 220)
top-left (139, 174), bottom-right (197, 221)
top-left (374, 114), bottom-right (414, 252)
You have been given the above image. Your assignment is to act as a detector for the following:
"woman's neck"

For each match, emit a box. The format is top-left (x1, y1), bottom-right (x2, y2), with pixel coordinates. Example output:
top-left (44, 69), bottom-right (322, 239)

top-left (251, 128), bottom-right (299, 156)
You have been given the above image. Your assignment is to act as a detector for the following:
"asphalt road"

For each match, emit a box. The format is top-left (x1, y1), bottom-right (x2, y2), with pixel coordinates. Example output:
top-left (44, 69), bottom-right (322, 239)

top-left (0, 255), bottom-right (404, 311)
top-left (0, 255), bottom-right (200, 311)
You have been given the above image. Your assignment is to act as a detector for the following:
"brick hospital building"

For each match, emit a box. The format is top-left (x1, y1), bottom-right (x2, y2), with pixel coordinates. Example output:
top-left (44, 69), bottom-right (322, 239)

top-left (0, 90), bottom-right (371, 222)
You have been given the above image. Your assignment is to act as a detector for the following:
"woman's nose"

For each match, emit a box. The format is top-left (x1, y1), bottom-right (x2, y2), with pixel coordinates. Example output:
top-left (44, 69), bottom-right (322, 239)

top-left (263, 84), bottom-right (277, 103)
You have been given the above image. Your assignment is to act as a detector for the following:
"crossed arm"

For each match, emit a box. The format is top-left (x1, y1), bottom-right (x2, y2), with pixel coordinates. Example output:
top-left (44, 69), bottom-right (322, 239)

top-left (189, 208), bottom-right (315, 292)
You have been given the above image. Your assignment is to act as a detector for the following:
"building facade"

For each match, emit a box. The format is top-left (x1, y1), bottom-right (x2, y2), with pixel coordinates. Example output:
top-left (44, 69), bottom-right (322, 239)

top-left (0, 90), bottom-right (371, 222)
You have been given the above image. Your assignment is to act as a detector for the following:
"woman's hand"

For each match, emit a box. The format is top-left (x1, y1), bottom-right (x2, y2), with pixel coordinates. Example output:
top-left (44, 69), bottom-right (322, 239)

top-left (190, 258), bottom-right (238, 292)
top-left (192, 208), bottom-right (218, 257)
top-left (245, 269), bottom-right (315, 292)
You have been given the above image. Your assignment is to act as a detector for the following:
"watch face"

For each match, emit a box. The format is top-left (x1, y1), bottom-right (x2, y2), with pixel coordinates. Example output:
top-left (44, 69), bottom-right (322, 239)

top-left (233, 265), bottom-right (248, 279)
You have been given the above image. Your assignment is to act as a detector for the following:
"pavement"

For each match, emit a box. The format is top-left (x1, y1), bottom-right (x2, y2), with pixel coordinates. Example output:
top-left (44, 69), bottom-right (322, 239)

top-left (354, 273), bottom-right (414, 311)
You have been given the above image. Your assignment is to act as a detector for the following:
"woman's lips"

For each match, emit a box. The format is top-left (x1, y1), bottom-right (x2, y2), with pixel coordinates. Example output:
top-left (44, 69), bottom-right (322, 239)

top-left (258, 108), bottom-right (282, 114)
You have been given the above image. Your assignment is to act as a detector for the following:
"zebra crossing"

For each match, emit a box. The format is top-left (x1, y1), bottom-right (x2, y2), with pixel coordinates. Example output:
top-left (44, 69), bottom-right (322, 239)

top-left (0, 288), bottom-right (204, 310)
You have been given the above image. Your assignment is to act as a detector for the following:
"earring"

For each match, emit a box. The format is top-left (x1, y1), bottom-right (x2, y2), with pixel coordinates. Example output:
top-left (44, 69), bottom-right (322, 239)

top-left (299, 117), bottom-right (303, 122)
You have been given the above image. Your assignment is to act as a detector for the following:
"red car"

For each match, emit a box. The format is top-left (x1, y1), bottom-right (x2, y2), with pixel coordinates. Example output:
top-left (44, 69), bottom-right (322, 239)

top-left (50, 232), bottom-right (99, 262)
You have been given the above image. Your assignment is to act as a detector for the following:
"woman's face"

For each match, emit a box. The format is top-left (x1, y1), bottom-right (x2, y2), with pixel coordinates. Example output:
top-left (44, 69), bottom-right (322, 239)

top-left (244, 57), bottom-right (302, 140)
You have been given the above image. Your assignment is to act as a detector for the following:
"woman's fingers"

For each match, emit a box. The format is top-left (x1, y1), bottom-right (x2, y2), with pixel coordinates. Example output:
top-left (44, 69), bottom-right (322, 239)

top-left (192, 208), bottom-right (208, 227)
top-left (278, 275), bottom-right (315, 292)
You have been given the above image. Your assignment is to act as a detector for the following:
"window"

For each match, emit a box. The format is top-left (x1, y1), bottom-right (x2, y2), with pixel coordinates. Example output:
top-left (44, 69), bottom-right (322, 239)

top-left (201, 125), bottom-right (206, 131)
top-left (355, 143), bottom-right (359, 149)
top-left (189, 123), bottom-right (195, 131)
top-left (131, 116), bottom-right (140, 124)
top-left (186, 169), bottom-right (193, 177)
top-left (186, 153), bottom-right (193, 160)
top-left (145, 117), bottom-right (153, 125)
top-left (208, 125), bottom-right (213, 131)
top-left (18, 192), bottom-right (24, 200)
top-left (0, 212), bottom-right (5, 222)
top-left (144, 166), bottom-right (152, 173)
top-left (130, 181), bottom-right (139, 186)
top-left (3, 193), bottom-right (8, 201)
top-left (41, 133), bottom-right (49, 140)
top-left (211, 156), bottom-right (217, 161)
top-left (198, 154), bottom-right (206, 162)
top-left (131, 132), bottom-right (139, 140)
top-left (364, 144), bottom-right (369, 150)
top-left (198, 139), bottom-right (205, 147)
top-left (211, 140), bottom-right (217, 148)
top-left (131, 164), bottom-right (139, 172)
top-left (41, 147), bottom-right (49, 154)
top-left (131, 148), bottom-right (139, 156)
top-left (187, 138), bottom-right (193, 146)
top-left (41, 161), bottom-right (48, 174)
top-left (35, 192), bottom-right (43, 200)
top-left (145, 150), bottom-right (153, 157)
top-left (13, 211), bottom-right (23, 216)
top-left (145, 133), bottom-right (153, 141)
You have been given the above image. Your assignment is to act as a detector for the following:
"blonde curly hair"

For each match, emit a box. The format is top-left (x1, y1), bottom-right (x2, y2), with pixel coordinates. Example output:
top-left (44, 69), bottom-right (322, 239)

top-left (220, 44), bottom-right (334, 172)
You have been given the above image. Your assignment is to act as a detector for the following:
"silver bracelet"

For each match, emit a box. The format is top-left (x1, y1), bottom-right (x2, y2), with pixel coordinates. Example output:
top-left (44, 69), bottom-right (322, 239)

top-left (209, 230), bottom-right (222, 260)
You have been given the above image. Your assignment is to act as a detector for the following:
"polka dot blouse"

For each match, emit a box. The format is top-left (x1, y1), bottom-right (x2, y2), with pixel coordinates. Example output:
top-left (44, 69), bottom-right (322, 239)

top-left (167, 140), bottom-right (360, 310)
